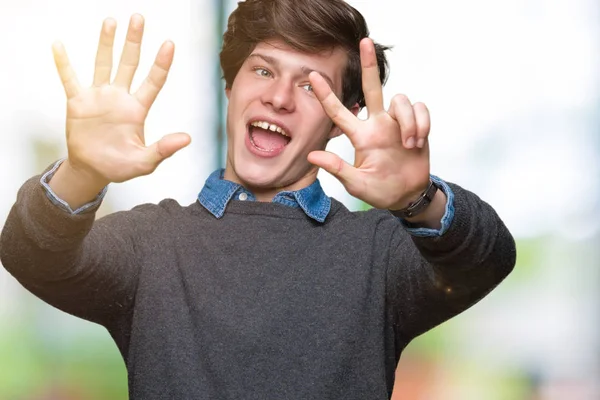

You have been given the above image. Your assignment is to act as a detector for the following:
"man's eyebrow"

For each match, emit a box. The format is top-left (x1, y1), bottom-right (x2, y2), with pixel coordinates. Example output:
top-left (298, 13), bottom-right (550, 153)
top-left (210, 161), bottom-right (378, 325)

top-left (300, 66), bottom-right (335, 90)
top-left (247, 53), bottom-right (336, 89)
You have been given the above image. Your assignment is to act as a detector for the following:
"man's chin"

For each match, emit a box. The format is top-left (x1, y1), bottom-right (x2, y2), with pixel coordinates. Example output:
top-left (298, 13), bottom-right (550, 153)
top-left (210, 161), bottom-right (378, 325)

top-left (227, 152), bottom-right (318, 193)
top-left (235, 166), bottom-right (282, 189)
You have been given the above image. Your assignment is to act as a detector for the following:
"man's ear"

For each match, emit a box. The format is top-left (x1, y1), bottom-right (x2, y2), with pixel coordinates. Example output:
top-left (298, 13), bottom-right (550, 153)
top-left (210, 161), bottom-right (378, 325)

top-left (327, 103), bottom-right (360, 139)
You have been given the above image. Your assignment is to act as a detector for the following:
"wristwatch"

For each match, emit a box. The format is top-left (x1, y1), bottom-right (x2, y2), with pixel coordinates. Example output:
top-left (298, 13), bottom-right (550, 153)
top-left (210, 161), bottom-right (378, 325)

top-left (391, 179), bottom-right (439, 219)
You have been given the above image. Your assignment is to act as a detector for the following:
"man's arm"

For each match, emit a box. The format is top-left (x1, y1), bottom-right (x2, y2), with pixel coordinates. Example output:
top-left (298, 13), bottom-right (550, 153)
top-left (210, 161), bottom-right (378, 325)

top-left (387, 182), bottom-right (516, 342)
top-left (0, 15), bottom-right (191, 326)
top-left (304, 39), bottom-right (515, 339)
top-left (0, 167), bottom-right (146, 326)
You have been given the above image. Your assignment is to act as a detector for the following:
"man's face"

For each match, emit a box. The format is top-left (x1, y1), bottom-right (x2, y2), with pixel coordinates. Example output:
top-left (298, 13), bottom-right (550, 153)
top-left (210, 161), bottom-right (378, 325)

top-left (224, 40), bottom-right (352, 198)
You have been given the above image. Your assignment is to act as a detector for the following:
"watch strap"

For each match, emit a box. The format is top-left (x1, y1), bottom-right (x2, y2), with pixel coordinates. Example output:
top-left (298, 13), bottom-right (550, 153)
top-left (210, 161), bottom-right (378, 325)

top-left (391, 179), bottom-right (439, 219)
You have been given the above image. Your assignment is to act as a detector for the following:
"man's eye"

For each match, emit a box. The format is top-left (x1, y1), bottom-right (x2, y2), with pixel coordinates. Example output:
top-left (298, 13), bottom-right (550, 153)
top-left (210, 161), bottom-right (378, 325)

top-left (301, 84), bottom-right (314, 92)
top-left (254, 68), bottom-right (272, 77)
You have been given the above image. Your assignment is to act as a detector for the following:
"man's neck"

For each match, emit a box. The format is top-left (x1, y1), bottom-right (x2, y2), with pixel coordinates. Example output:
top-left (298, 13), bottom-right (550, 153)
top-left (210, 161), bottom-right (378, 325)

top-left (222, 167), bottom-right (319, 202)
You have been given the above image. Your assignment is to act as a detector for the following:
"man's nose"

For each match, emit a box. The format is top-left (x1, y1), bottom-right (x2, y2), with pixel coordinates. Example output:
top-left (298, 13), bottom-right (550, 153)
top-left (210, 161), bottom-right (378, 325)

top-left (261, 79), bottom-right (296, 113)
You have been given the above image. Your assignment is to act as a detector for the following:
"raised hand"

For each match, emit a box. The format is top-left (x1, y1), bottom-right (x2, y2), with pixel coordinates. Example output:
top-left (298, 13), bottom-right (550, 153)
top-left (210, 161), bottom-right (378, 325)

top-left (53, 14), bottom-right (191, 186)
top-left (307, 38), bottom-right (431, 211)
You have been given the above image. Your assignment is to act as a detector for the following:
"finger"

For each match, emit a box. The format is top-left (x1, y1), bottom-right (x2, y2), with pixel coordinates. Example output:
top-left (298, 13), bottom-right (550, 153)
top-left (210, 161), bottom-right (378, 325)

top-left (113, 14), bottom-right (144, 90)
top-left (413, 102), bottom-right (431, 149)
top-left (360, 38), bottom-right (384, 116)
top-left (309, 72), bottom-right (359, 142)
top-left (134, 41), bottom-right (175, 109)
top-left (307, 150), bottom-right (358, 189)
top-left (93, 18), bottom-right (117, 86)
top-left (52, 41), bottom-right (81, 99)
top-left (389, 94), bottom-right (417, 149)
top-left (143, 132), bottom-right (191, 169)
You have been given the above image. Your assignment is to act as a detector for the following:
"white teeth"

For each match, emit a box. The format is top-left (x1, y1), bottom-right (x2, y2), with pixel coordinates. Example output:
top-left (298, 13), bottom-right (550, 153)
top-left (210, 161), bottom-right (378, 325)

top-left (251, 121), bottom-right (288, 137)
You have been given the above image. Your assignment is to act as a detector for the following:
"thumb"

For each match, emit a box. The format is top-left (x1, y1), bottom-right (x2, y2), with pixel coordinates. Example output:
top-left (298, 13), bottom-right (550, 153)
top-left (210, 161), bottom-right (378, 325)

top-left (145, 132), bottom-right (192, 166)
top-left (307, 150), bottom-right (356, 186)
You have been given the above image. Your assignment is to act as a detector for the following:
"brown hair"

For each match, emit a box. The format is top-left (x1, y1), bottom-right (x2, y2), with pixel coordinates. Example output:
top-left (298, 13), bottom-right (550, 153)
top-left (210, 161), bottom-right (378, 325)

top-left (220, 0), bottom-right (390, 109)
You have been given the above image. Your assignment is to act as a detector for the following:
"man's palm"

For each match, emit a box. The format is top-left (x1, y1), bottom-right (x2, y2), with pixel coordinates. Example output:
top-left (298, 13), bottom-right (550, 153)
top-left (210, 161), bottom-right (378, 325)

top-left (54, 14), bottom-right (190, 184)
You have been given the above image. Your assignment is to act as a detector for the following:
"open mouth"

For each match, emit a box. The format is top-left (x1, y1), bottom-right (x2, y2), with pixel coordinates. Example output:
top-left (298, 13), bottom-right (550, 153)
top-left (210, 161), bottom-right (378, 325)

top-left (248, 121), bottom-right (291, 153)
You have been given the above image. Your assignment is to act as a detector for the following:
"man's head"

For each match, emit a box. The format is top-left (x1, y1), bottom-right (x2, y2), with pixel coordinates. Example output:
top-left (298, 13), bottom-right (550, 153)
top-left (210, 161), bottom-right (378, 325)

top-left (220, 0), bottom-right (390, 198)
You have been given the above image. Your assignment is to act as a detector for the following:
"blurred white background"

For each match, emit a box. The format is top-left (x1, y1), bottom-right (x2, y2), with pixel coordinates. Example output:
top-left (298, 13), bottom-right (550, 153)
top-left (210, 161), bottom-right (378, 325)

top-left (0, 0), bottom-right (598, 398)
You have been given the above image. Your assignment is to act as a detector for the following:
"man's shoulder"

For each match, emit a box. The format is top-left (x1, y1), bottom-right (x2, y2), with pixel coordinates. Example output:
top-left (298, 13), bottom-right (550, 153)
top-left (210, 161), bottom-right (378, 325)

top-left (106, 198), bottom-right (205, 223)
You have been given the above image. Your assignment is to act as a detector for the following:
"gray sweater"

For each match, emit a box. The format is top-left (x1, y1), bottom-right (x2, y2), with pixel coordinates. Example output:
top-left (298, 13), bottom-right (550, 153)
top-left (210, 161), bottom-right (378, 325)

top-left (0, 173), bottom-right (516, 399)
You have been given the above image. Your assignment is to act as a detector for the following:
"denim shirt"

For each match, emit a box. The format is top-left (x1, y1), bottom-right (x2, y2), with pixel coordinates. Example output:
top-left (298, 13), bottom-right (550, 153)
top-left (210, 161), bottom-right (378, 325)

top-left (41, 160), bottom-right (455, 237)
top-left (196, 169), bottom-right (455, 237)
top-left (197, 169), bottom-right (332, 222)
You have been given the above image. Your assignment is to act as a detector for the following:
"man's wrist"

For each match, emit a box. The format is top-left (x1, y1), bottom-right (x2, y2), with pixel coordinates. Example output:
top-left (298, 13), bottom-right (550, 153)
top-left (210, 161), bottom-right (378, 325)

top-left (47, 159), bottom-right (108, 211)
top-left (390, 179), bottom-right (439, 219)
top-left (401, 189), bottom-right (447, 229)
top-left (389, 179), bottom-right (447, 230)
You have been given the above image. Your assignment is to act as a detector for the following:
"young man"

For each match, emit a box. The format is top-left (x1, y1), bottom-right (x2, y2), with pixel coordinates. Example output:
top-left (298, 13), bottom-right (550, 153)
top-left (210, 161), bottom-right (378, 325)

top-left (0, 0), bottom-right (516, 399)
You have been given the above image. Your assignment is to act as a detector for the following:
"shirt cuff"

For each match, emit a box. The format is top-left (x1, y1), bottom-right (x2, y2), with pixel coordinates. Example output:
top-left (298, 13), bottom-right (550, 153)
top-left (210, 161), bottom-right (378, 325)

top-left (397, 175), bottom-right (455, 237)
top-left (40, 158), bottom-right (108, 215)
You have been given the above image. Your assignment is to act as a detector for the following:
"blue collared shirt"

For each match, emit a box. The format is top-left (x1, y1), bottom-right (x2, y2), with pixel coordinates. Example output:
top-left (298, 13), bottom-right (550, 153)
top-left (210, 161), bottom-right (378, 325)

top-left (197, 169), bottom-right (455, 237)
top-left (41, 160), bottom-right (455, 237)
top-left (197, 169), bottom-right (331, 223)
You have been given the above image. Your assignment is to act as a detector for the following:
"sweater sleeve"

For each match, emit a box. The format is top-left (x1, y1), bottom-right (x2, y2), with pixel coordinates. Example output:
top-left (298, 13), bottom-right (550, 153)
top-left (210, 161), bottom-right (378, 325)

top-left (386, 182), bottom-right (517, 342)
top-left (0, 170), bottom-right (158, 327)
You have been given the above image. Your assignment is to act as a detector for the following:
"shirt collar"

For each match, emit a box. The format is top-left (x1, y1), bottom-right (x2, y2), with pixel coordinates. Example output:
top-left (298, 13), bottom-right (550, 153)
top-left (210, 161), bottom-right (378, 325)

top-left (197, 169), bottom-right (331, 223)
